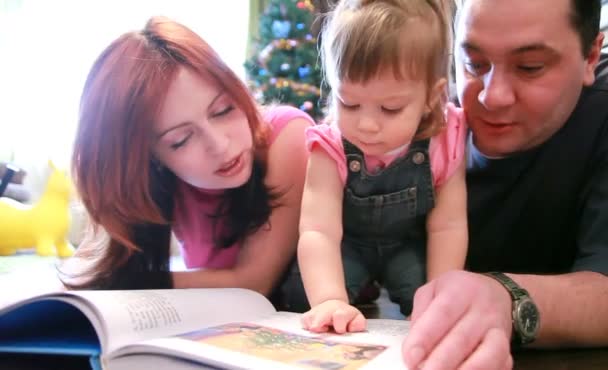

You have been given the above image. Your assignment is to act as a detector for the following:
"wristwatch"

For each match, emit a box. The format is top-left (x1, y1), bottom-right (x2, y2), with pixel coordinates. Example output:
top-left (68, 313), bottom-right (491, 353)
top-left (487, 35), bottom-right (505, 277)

top-left (484, 272), bottom-right (541, 346)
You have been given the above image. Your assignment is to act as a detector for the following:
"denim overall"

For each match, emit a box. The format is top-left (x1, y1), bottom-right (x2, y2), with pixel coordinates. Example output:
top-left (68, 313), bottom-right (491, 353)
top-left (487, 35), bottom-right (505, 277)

top-left (341, 138), bottom-right (435, 315)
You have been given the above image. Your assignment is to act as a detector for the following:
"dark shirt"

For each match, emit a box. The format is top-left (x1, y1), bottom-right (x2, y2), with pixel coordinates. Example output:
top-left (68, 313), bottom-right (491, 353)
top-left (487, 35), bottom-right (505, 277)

top-left (466, 54), bottom-right (608, 275)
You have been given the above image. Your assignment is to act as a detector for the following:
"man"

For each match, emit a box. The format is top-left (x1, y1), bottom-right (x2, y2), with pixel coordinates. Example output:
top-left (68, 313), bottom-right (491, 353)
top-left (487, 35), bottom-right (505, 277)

top-left (402, 0), bottom-right (608, 369)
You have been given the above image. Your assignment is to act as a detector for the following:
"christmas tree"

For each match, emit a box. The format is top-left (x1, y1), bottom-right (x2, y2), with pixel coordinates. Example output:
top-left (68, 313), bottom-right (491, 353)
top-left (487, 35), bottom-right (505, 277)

top-left (245, 0), bottom-right (325, 120)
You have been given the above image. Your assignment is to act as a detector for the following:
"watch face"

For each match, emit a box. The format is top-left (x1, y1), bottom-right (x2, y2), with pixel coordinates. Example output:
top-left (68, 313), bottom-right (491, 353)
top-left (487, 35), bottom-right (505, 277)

top-left (515, 299), bottom-right (540, 338)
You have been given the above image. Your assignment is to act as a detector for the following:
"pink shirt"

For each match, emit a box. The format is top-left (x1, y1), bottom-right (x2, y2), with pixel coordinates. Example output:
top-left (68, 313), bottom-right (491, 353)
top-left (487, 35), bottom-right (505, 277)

top-left (173, 106), bottom-right (315, 269)
top-left (306, 103), bottom-right (467, 187)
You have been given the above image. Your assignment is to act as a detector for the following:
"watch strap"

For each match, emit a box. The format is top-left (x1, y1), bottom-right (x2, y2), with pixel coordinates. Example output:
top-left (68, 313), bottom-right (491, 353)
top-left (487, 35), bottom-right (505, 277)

top-left (484, 272), bottom-right (529, 300)
top-left (483, 272), bottom-right (538, 347)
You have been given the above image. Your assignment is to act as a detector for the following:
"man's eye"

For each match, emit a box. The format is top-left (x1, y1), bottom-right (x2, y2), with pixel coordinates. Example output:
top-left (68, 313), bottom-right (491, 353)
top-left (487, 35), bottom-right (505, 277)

top-left (464, 61), bottom-right (488, 75)
top-left (518, 65), bottom-right (544, 75)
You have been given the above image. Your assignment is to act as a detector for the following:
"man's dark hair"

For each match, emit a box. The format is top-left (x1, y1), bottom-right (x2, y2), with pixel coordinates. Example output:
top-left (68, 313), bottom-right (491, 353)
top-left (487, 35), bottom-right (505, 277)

top-left (570, 0), bottom-right (602, 57)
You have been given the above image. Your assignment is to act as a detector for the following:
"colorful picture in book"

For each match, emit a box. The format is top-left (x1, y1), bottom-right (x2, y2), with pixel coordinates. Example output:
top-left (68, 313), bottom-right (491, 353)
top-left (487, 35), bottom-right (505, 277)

top-left (180, 323), bottom-right (387, 370)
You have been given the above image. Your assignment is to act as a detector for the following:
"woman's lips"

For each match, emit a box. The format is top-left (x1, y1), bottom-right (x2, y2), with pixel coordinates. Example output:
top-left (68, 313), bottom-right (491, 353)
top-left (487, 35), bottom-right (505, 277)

top-left (215, 153), bottom-right (244, 176)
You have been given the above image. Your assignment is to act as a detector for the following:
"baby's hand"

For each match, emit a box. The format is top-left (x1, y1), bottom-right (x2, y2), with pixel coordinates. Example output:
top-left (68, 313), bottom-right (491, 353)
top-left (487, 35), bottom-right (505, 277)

top-left (301, 299), bottom-right (366, 334)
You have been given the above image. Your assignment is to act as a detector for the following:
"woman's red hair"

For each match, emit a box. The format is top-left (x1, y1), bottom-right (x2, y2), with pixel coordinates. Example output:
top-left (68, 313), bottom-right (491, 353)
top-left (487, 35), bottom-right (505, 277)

top-left (70, 17), bottom-right (269, 286)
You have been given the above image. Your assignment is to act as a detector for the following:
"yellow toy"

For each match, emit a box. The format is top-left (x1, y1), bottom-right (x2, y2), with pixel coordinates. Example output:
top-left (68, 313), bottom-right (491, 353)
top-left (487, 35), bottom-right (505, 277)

top-left (0, 161), bottom-right (74, 257)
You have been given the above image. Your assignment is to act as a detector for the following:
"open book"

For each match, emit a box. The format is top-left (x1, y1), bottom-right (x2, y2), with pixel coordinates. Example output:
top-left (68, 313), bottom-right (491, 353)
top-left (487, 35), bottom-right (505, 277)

top-left (0, 288), bottom-right (410, 370)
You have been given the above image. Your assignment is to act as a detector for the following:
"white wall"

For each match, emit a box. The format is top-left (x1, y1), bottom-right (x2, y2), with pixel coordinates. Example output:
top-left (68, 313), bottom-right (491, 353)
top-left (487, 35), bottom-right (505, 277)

top-left (0, 0), bottom-right (249, 181)
top-left (0, 1), bottom-right (250, 246)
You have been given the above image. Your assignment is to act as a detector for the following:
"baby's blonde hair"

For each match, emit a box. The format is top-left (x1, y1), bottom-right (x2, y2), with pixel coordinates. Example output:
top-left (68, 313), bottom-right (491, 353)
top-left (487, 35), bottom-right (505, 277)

top-left (321, 0), bottom-right (452, 139)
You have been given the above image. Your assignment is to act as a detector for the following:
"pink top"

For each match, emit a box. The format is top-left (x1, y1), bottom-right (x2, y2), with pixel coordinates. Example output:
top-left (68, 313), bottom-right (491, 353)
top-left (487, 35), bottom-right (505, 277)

top-left (305, 103), bottom-right (467, 187)
top-left (173, 106), bottom-right (315, 269)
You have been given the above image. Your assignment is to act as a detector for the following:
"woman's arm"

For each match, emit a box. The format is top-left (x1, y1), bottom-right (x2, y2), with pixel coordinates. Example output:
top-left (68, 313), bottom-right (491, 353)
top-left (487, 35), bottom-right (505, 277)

top-left (297, 148), bottom-right (347, 306)
top-left (426, 160), bottom-right (468, 281)
top-left (172, 118), bottom-right (311, 295)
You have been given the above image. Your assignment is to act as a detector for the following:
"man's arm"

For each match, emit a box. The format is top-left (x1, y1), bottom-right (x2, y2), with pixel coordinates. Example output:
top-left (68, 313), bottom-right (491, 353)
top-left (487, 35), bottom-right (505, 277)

top-left (403, 153), bottom-right (608, 369)
top-left (518, 142), bottom-right (608, 345)
top-left (520, 151), bottom-right (608, 346)
top-left (513, 272), bottom-right (608, 347)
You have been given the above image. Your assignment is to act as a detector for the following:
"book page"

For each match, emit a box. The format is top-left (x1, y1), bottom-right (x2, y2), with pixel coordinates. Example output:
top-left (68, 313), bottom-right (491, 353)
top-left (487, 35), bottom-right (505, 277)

top-left (109, 312), bottom-right (409, 370)
top-left (70, 288), bottom-right (277, 354)
top-left (252, 312), bottom-right (409, 369)
top-left (0, 288), bottom-right (275, 356)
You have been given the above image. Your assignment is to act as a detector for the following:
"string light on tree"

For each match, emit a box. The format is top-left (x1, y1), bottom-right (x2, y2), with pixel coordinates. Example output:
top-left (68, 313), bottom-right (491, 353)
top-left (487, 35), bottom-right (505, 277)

top-left (245, 0), bottom-right (326, 120)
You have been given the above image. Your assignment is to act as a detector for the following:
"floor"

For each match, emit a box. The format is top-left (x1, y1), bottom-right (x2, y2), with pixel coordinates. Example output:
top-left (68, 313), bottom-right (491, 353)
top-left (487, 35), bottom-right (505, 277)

top-left (0, 252), bottom-right (65, 307)
top-left (358, 289), bottom-right (406, 320)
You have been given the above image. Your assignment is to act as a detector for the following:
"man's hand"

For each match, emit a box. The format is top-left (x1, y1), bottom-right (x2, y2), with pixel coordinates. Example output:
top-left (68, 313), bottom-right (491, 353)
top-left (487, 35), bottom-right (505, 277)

top-left (301, 299), bottom-right (366, 334)
top-left (402, 270), bottom-right (514, 369)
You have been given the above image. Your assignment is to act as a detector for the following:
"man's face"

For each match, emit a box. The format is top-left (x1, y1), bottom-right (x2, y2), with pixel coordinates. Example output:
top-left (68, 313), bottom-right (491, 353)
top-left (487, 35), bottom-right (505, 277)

top-left (455, 0), bottom-right (601, 157)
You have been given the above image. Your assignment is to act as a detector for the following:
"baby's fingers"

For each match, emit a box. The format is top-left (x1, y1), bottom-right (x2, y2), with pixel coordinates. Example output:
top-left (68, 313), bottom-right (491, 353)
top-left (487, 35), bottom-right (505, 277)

top-left (308, 309), bottom-right (333, 333)
top-left (301, 311), bottom-right (313, 330)
top-left (333, 307), bottom-right (366, 333)
top-left (347, 312), bottom-right (366, 332)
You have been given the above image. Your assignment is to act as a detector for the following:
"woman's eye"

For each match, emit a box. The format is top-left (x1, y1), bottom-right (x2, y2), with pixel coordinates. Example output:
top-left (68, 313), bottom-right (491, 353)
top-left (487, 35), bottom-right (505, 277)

top-left (211, 105), bottom-right (234, 118)
top-left (170, 133), bottom-right (192, 150)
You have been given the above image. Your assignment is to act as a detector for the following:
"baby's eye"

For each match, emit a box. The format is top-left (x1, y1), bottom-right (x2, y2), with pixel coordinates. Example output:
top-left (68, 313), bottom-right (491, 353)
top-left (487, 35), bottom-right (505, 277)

top-left (381, 106), bottom-right (403, 114)
top-left (339, 101), bottom-right (360, 110)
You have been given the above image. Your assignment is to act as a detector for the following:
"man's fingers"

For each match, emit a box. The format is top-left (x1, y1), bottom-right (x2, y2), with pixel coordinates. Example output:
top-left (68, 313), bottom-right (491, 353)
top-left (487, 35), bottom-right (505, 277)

top-left (420, 309), bottom-right (488, 370)
top-left (458, 327), bottom-right (512, 370)
top-left (410, 281), bottom-right (436, 324)
top-left (503, 353), bottom-right (514, 370)
top-left (402, 291), bottom-right (469, 369)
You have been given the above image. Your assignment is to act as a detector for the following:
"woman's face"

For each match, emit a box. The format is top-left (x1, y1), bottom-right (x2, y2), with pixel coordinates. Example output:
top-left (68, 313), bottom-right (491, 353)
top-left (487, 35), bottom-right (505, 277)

top-left (153, 68), bottom-right (254, 190)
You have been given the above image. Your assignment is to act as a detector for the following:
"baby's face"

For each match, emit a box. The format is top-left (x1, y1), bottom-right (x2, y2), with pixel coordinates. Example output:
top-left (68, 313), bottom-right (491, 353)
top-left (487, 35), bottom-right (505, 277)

top-left (333, 71), bottom-right (430, 157)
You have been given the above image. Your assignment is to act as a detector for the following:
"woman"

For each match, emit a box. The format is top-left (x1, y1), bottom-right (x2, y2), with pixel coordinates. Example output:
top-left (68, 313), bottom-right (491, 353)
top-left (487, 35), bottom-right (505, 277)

top-left (66, 16), bottom-right (313, 310)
